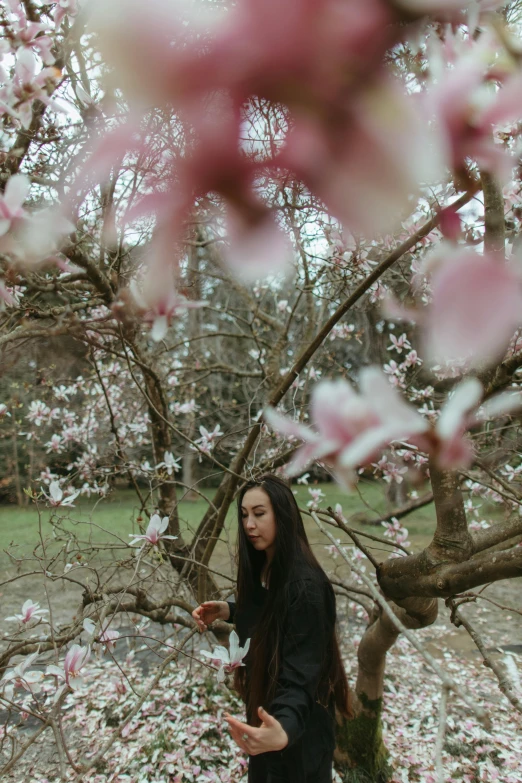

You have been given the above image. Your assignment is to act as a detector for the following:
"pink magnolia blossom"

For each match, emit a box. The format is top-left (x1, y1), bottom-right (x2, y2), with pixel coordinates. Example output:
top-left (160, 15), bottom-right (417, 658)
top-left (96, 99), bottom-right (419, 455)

top-left (195, 424), bottom-right (224, 457)
top-left (0, 174), bottom-right (30, 236)
top-left (198, 424), bottom-right (223, 444)
top-left (5, 49), bottom-right (63, 130)
top-left (11, 208), bottom-right (75, 266)
top-left (199, 629), bottom-right (250, 683)
top-left (5, 599), bottom-right (49, 624)
top-left (438, 205), bottom-right (462, 241)
top-left (412, 377), bottom-right (522, 469)
top-left (307, 487), bottom-right (326, 510)
top-left (2, 3), bottom-right (54, 64)
top-left (88, 0), bottom-right (393, 108)
top-left (428, 41), bottom-right (522, 180)
top-left (382, 517), bottom-right (410, 548)
top-left (85, 0), bottom-right (444, 277)
top-left (53, 0), bottom-right (79, 30)
top-left (264, 367), bottom-right (429, 488)
top-left (129, 261), bottom-right (206, 342)
top-left (128, 513), bottom-right (178, 547)
top-left (282, 81), bottom-right (443, 236)
top-left (45, 644), bottom-right (91, 702)
top-left (424, 249), bottom-right (522, 369)
top-left (0, 279), bottom-right (17, 308)
top-left (268, 371), bottom-right (522, 478)
top-left (388, 333), bottom-right (411, 354)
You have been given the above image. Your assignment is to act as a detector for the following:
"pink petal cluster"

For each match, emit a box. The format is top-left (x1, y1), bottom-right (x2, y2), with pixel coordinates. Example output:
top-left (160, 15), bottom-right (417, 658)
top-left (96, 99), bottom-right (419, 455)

top-left (0, 174), bottom-right (30, 237)
top-left (53, 0), bottom-right (79, 31)
top-left (128, 261), bottom-right (206, 342)
top-left (46, 644), bottom-right (91, 702)
top-left (82, 0), bottom-right (479, 294)
top-left (428, 40), bottom-right (522, 181)
top-left (424, 249), bottom-right (522, 369)
top-left (0, 48), bottom-right (62, 129)
top-left (385, 246), bottom-right (522, 371)
top-left (265, 369), bottom-right (522, 480)
top-left (128, 513), bottom-right (178, 547)
top-left (83, 618), bottom-right (120, 654)
top-left (2, 1), bottom-right (54, 63)
top-left (264, 367), bottom-right (429, 487)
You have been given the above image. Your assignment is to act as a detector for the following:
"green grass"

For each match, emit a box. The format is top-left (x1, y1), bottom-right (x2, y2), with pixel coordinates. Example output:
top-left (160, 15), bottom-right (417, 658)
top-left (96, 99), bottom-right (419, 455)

top-left (0, 480), bottom-right (504, 576)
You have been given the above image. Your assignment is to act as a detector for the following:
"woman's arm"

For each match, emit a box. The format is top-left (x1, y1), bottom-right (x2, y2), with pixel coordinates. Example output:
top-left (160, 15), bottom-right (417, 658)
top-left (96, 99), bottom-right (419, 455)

top-left (226, 597), bottom-right (236, 624)
top-left (268, 578), bottom-right (333, 749)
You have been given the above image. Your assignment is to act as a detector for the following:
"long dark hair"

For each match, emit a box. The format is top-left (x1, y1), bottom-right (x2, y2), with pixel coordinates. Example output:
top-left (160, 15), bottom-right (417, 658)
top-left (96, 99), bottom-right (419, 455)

top-left (232, 474), bottom-right (352, 727)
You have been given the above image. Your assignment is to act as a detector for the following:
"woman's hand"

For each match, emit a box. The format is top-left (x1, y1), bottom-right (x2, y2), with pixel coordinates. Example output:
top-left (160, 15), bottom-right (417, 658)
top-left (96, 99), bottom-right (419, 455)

top-left (223, 706), bottom-right (289, 755)
top-left (192, 600), bottom-right (230, 633)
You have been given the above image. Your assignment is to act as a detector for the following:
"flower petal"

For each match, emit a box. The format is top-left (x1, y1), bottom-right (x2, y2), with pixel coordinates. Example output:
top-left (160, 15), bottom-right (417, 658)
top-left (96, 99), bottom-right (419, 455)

top-left (425, 251), bottom-right (522, 368)
top-left (4, 174), bottom-right (30, 212)
top-left (436, 377), bottom-right (483, 441)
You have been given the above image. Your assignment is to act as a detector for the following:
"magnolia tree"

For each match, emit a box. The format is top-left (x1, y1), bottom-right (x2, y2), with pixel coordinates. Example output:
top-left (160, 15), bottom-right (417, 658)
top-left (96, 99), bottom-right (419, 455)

top-left (1, 0), bottom-right (522, 780)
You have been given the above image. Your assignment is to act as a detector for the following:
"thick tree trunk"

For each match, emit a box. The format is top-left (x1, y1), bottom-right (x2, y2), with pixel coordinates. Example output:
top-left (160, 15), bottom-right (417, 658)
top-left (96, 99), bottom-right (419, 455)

top-left (334, 596), bottom-right (438, 781)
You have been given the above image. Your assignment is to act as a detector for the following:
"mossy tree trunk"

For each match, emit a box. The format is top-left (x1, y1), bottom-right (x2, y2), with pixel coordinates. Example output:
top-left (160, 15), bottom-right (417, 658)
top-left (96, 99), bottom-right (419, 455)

top-left (334, 596), bottom-right (438, 781)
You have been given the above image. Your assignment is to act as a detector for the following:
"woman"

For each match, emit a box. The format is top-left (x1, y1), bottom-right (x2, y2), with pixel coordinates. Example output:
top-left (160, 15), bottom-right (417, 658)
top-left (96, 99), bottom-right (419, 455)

top-left (192, 474), bottom-right (352, 783)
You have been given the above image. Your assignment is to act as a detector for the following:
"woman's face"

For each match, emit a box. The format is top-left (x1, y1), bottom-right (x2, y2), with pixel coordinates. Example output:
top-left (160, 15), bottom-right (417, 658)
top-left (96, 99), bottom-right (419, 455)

top-left (241, 486), bottom-right (277, 561)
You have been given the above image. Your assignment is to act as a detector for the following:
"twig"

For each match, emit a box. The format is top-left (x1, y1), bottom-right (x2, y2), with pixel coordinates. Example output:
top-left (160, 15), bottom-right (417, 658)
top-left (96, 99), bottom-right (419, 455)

top-left (447, 599), bottom-right (522, 714)
top-left (73, 627), bottom-right (199, 780)
top-left (325, 506), bottom-right (384, 567)
top-left (301, 506), bottom-right (411, 555)
top-left (50, 718), bottom-right (67, 781)
top-left (0, 690), bottom-right (69, 776)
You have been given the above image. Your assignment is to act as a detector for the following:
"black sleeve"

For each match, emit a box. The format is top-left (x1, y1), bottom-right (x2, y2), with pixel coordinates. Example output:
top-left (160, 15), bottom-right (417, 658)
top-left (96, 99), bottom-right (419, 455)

top-left (226, 597), bottom-right (236, 624)
top-left (268, 578), bottom-right (333, 749)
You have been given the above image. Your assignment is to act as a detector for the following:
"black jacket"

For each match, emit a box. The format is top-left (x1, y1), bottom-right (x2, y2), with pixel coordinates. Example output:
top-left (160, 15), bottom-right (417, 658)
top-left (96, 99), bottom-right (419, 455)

top-left (226, 568), bottom-right (337, 782)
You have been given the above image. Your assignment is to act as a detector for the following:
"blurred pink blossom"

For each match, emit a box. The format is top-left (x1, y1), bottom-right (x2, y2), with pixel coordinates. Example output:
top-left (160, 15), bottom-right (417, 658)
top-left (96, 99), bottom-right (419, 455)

top-left (282, 81), bottom-right (443, 236)
top-left (0, 174), bottom-right (30, 236)
top-left (428, 42), bottom-right (522, 180)
top-left (1, 5), bottom-right (54, 64)
top-left (424, 249), bottom-right (522, 369)
top-left (83, 618), bottom-right (120, 654)
top-left (265, 367), bottom-right (429, 487)
top-left (412, 377), bottom-right (522, 469)
top-left (129, 260), bottom-right (206, 341)
top-left (53, 0), bottom-right (79, 31)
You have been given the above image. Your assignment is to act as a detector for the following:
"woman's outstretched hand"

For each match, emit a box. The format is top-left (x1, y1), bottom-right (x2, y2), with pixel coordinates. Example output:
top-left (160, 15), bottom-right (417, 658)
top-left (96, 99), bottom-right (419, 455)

top-left (192, 600), bottom-right (230, 632)
top-left (223, 706), bottom-right (289, 755)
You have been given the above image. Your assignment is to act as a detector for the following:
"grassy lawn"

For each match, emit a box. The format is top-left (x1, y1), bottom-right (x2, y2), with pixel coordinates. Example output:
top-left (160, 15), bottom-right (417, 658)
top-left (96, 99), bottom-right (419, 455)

top-left (0, 479), bottom-right (502, 576)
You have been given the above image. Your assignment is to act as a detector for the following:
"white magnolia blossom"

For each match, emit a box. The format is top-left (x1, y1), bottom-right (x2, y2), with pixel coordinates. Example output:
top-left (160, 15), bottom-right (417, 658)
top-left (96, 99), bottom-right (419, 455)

top-left (41, 480), bottom-right (80, 507)
top-left (199, 630), bottom-right (251, 683)
top-left (156, 450), bottom-right (181, 475)
top-left (1, 651), bottom-right (45, 703)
